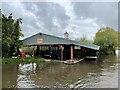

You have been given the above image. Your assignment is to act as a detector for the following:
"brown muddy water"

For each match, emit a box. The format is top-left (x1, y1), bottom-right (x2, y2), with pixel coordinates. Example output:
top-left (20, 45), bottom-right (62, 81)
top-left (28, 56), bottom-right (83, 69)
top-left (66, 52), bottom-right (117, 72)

top-left (2, 55), bottom-right (119, 88)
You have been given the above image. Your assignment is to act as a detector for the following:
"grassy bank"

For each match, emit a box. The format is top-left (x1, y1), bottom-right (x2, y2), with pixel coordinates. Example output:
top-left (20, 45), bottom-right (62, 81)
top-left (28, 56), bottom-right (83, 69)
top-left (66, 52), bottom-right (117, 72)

top-left (2, 57), bottom-right (45, 64)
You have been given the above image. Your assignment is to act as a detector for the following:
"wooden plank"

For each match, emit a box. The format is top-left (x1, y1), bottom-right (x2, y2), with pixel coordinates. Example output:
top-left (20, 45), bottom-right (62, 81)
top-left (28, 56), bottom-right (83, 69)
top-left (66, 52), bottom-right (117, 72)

top-left (70, 45), bottom-right (73, 60)
top-left (32, 46), bottom-right (35, 57)
top-left (63, 58), bottom-right (84, 65)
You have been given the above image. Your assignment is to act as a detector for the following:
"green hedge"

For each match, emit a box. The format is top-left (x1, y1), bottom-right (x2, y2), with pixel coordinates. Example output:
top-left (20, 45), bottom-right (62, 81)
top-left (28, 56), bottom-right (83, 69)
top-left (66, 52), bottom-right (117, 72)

top-left (2, 57), bottom-right (45, 64)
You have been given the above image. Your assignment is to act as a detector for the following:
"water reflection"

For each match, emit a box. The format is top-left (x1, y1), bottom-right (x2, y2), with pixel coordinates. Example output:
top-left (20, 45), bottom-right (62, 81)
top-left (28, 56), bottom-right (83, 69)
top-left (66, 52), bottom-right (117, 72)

top-left (0, 62), bottom-right (2, 89)
top-left (16, 63), bottom-right (38, 88)
top-left (19, 63), bottom-right (37, 74)
top-left (2, 55), bottom-right (118, 88)
top-left (16, 75), bottom-right (39, 88)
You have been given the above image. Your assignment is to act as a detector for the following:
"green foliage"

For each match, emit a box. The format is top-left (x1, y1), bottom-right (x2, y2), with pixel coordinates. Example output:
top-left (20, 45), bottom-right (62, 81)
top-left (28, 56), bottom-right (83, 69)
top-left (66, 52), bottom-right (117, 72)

top-left (75, 35), bottom-right (93, 44)
top-left (2, 13), bottom-right (24, 57)
top-left (2, 57), bottom-right (45, 64)
top-left (94, 27), bottom-right (118, 55)
top-left (0, 10), bottom-right (2, 58)
top-left (118, 32), bottom-right (120, 50)
top-left (20, 46), bottom-right (35, 56)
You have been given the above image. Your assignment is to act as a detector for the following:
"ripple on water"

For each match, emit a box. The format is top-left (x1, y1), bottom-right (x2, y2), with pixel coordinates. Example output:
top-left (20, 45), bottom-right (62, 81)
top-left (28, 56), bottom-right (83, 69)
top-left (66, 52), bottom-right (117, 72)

top-left (16, 75), bottom-right (39, 88)
top-left (68, 79), bottom-right (88, 88)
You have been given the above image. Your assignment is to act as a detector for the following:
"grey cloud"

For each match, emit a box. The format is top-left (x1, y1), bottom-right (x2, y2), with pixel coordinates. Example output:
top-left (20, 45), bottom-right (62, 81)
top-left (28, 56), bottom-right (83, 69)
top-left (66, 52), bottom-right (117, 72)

top-left (2, 2), bottom-right (70, 38)
top-left (22, 2), bottom-right (70, 30)
top-left (72, 2), bottom-right (118, 30)
top-left (2, 1), bottom-right (118, 40)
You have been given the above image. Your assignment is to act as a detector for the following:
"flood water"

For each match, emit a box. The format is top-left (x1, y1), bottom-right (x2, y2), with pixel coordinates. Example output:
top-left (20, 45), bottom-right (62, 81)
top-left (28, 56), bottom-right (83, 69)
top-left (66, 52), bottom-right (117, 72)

top-left (2, 55), bottom-right (119, 88)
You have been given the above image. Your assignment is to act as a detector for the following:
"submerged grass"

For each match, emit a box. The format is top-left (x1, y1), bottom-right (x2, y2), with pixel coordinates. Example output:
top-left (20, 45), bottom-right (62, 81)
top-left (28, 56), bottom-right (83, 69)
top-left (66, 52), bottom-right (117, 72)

top-left (2, 57), bottom-right (45, 64)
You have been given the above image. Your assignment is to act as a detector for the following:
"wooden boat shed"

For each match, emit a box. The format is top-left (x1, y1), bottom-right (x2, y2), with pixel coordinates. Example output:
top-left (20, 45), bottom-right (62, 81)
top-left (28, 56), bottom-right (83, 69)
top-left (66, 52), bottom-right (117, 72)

top-left (22, 32), bottom-right (100, 60)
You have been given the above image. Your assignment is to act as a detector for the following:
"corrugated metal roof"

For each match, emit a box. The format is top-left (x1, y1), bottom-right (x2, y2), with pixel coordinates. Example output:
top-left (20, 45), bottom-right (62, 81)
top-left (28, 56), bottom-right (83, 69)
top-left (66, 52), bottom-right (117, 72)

top-left (22, 32), bottom-right (100, 50)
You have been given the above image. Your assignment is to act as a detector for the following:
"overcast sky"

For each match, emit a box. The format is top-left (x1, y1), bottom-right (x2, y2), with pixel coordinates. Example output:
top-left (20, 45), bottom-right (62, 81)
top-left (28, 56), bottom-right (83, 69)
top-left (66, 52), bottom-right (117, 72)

top-left (2, 0), bottom-right (118, 40)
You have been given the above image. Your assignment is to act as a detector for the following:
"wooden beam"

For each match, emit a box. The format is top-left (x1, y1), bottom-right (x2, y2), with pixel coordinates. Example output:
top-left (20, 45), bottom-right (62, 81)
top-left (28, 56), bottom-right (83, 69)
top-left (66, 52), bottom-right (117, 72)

top-left (32, 46), bottom-right (35, 57)
top-left (37, 46), bottom-right (39, 56)
top-left (60, 45), bottom-right (64, 60)
top-left (70, 45), bottom-right (73, 60)
top-left (49, 46), bottom-right (51, 58)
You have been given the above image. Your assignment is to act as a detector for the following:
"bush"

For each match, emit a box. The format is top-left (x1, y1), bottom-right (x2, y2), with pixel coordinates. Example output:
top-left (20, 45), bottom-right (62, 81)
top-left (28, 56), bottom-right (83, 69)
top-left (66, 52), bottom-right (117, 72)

top-left (94, 27), bottom-right (118, 55)
top-left (2, 57), bottom-right (45, 64)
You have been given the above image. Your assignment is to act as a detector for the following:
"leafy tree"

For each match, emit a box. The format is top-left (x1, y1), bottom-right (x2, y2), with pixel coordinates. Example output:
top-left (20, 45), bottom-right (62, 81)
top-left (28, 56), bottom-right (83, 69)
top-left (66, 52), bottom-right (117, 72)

top-left (94, 27), bottom-right (118, 55)
top-left (75, 35), bottom-right (93, 44)
top-left (118, 32), bottom-right (120, 49)
top-left (2, 13), bottom-right (24, 57)
top-left (0, 9), bottom-right (2, 58)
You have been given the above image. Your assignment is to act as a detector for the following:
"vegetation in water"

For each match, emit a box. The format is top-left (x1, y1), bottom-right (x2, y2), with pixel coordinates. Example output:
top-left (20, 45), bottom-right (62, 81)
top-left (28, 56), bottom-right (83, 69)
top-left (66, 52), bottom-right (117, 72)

top-left (2, 57), bottom-right (45, 64)
top-left (94, 27), bottom-right (118, 55)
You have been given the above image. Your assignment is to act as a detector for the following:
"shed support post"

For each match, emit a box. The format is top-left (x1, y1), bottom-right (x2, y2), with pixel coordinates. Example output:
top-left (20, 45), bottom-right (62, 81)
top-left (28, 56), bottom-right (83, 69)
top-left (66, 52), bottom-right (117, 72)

top-left (61, 50), bottom-right (63, 60)
top-left (57, 46), bottom-right (60, 59)
top-left (60, 45), bottom-right (64, 60)
top-left (70, 45), bottom-right (73, 60)
top-left (49, 46), bottom-right (51, 58)
top-left (37, 46), bottom-right (39, 56)
top-left (32, 46), bottom-right (35, 57)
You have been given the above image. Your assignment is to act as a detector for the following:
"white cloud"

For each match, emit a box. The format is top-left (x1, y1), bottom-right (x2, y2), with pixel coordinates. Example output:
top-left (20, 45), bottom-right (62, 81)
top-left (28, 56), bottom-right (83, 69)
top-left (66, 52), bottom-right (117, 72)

top-left (53, 17), bottom-right (61, 28)
top-left (53, 1), bottom-right (76, 21)
top-left (52, 1), bottom-right (101, 40)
